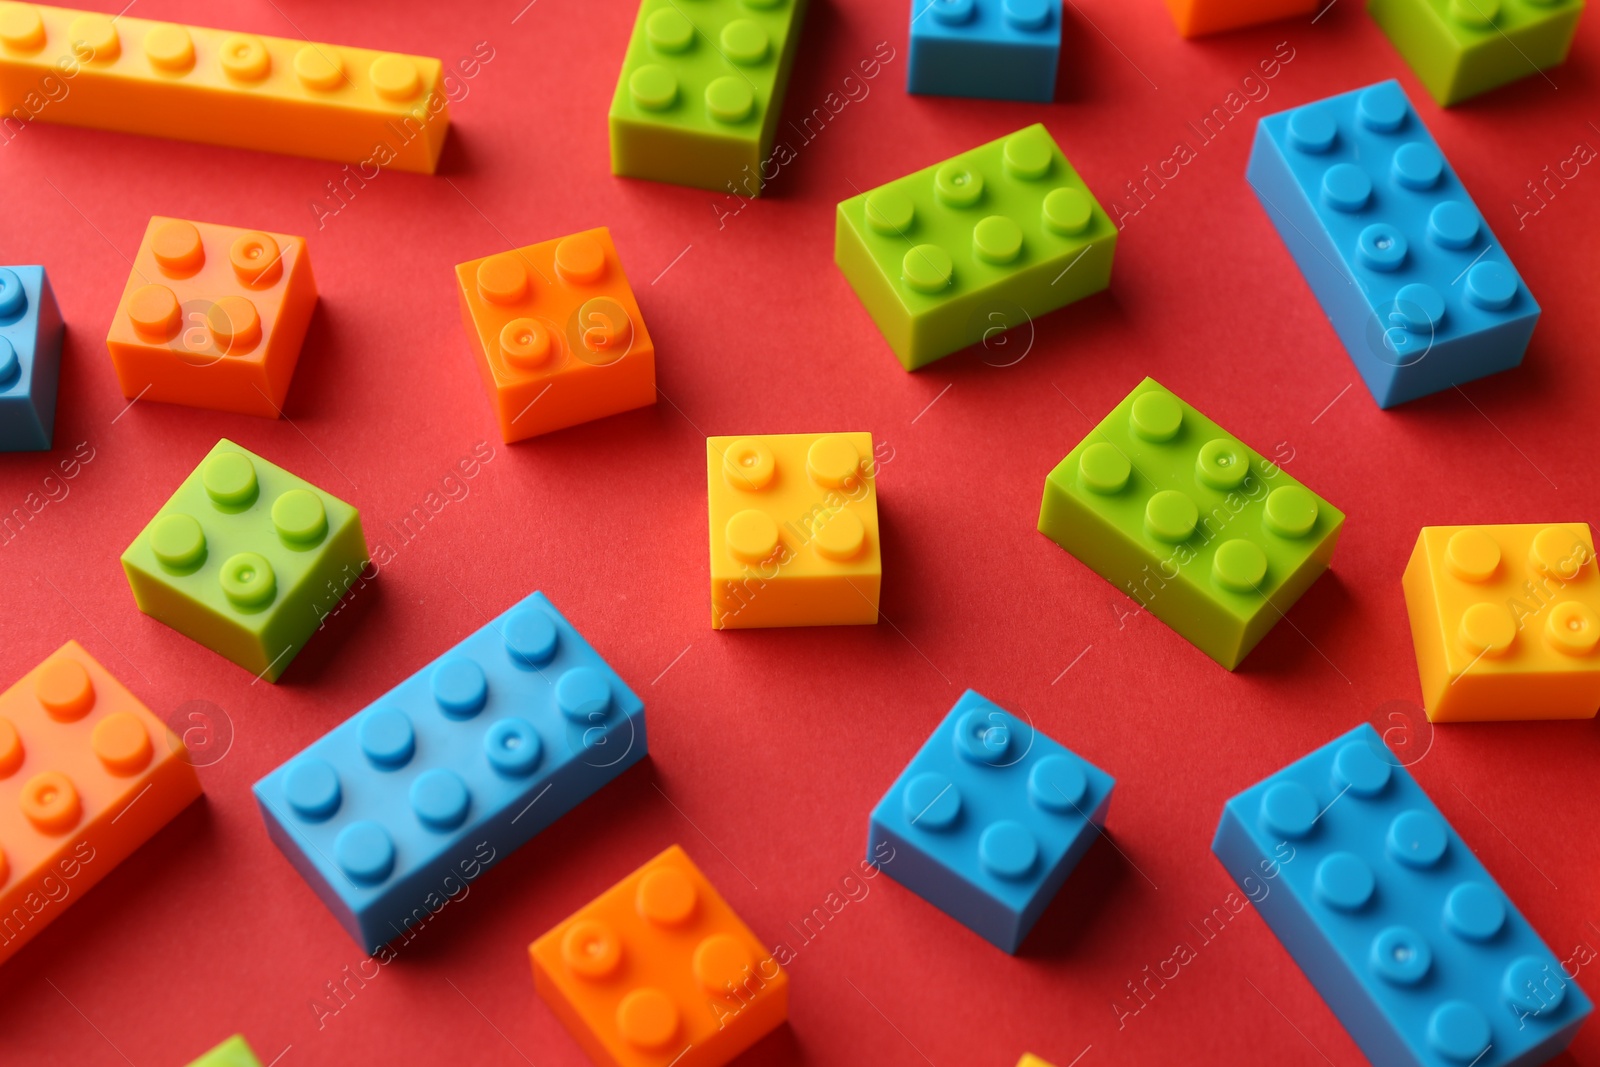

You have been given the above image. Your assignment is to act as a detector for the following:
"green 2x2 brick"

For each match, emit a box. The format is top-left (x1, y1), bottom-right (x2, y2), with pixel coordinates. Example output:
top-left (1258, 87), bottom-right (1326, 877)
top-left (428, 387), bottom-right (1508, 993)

top-left (609, 0), bottom-right (808, 194)
top-left (835, 124), bottom-right (1116, 371)
top-left (1368, 0), bottom-right (1582, 105)
top-left (121, 439), bottom-right (368, 682)
top-left (1037, 379), bottom-right (1345, 670)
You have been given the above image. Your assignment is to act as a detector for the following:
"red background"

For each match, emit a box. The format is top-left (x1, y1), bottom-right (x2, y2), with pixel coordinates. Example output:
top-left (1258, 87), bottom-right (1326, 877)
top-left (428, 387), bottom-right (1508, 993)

top-left (3, 0), bottom-right (1599, 1064)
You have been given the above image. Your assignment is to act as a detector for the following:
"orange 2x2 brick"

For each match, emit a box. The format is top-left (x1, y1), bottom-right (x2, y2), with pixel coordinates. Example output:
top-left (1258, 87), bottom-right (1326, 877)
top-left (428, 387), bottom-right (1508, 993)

top-left (531, 845), bottom-right (787, 1067)
top-left (106, 217), bottom-right (317, 418)
top-left (0, 641), bottom-right (202, 964)
top-left (1162, 0), bottom-right (1319, 35)
top-left (1403, 523), bottom-right (1600, 721)
top-left (456, 227), bottom-right (656, 442)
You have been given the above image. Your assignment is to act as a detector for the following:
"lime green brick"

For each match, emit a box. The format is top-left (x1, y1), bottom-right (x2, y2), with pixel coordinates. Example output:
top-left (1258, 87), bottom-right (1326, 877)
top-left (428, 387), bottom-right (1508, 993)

top-left (1368, 0), bottom-right (1583, 105)
top-left (609, 0), bottom-right (808, 194)
top-left (122, 439), bottom-right (368, 682)
top-left (185, 1036), bottom-right (263, 1067)
top-left (835, 124), bottom-right (1116, 372)
top-left (1037, 378), bottom-right (1344, 670)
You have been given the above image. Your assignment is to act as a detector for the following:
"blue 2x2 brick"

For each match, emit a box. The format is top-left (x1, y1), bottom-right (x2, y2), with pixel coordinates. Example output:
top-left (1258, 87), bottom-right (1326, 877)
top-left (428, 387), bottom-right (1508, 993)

top-left (907, 0), bottom-right (1062, 103)
top-left (0, 266), bottom-right (64, 452)
top-left (868, 690), bottom-right (1113, 952)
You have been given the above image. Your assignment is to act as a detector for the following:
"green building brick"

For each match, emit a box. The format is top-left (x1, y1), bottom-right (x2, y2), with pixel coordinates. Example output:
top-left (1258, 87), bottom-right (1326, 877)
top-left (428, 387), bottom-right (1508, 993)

top-left (1037, 379), bottom-right (1344, 670)
top-left (835, 124), bottom-right (1116, 372)
top-left (122, 439), bottom-right (368, 682)
top-left (1368, 0), bottom-right (1583, 105)
top-left (609, 0), bottom-right (808, 194)
top-left (185, 1036), bottom-right (263, 1067)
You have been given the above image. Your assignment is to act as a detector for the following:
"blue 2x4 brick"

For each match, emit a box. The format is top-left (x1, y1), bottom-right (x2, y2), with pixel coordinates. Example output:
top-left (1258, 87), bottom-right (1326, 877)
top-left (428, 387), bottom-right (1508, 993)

top-left (1213, 724), bottom-right (1590, 1067)
top-left (907, 0), bottom-right (1062, 103)
top-left (254, 591), bottom-right (647, 953)
top-left (1248, 81), bottom-right (1537, 408)
top-left (0, 266), bottom-right (64, 452)
top-left (868, 690), bottom-right (1113, 952)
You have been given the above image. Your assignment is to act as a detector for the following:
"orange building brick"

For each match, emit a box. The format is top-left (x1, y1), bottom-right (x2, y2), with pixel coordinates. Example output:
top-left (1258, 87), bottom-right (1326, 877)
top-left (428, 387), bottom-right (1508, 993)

top-left (1403, 523), bottom-right (1600, 721)
top-left (530, 845), bottom-right (787, 1067)
top-left (0, 5), bottom-right (449, 172)
top-left (106, 217), bottom-right (317, 418)
top-left (1163, 0), bottom-right (1318, 36)
top-left (0, 641), bottom-right (202, 963)
top-left (456, 228), bottom-right (655, 442)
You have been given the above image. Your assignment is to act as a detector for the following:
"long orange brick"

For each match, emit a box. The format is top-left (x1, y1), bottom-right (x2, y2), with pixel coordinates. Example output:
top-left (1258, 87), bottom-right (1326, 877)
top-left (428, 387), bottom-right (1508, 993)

top-left (0, 641), bottom-right (202, 963)
top-left (0, 4), bottom-right (449, 171)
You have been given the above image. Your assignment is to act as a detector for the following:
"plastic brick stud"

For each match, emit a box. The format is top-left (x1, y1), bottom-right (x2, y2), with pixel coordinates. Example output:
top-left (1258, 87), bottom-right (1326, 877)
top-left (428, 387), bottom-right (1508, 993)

top-left (530, 845), bottom-right (786, 1067)
top-left (1403, 523), bottom-right (1600, 721)
top-left (1038, 377), bottom-right (1343, 670)
top-left (184, 1036), bottom-right (263, 1067)
top-left (835, 124), bottom-right (1115, 371)
top-left (1248, 81), bottom-right (1538, 407)
top-left (121, 438), bottom-right (368, 683)
top-left (455, 228), bottom-right (655, 442)
top-left (1162, 0), bottom-right (1320, 35)
top-left (0, 641), bottom-right (203, 965)
top-left (609, 0), bottom-right (808, 194)
top-left (1017, 1057), bottom-right (1058, 1067)
top-left (907, 0), bottom-right (1063, 102)
top-left (1368, 0), bottom-right (1582, 104)
top-left (106, 217), bottom-right (317, 418)
top-left (0, 265), bottom-right (63, 452)
top-left (1212, 723), bottom-right (1592, 1067)
top-left (867, 691), bottom-right (1114, 953)
top-left (0, 5), bottom-right (449, 171)
top-left (706, 432), bottom-right (880, 629)
top-left (255, 591), bottom-right (647, 953)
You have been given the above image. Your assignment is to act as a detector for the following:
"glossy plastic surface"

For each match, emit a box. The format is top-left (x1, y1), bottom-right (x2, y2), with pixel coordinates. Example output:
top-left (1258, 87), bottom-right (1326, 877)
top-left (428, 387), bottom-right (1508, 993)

top-left (1403, 523), bottom-right (1600, 721)
top-left (1248, 80), bottom-right (1539, 407)
top-left (1038, 377), bottom-right (1343, 669)
top-left (120, 438), bottom-right (368, 682)
top-left (0, 3), bottom-right (449, 170)
top-left (530, 844), bottom-right (786, 1067)
top-left (0, 265), bottom-right (62, 452)
top-left (105, 217), bottom-right (317, 418)
top-left (835, 124), bottom-right (1115, 370)
top-left (867, 690), bottom-right (1113, 952)
top-left (906, 0), bottom-right (1062, 103)
top-left (1213, 724), bottom-right (1592, 1067)
top-left (255, 591), bottom-right (647, 953)
top-left (706, 431), bottom-right (880, 629)
top-left (455, 228), bottom-right (655, 442)
top-left (0, 640), bottom-right (202, 965)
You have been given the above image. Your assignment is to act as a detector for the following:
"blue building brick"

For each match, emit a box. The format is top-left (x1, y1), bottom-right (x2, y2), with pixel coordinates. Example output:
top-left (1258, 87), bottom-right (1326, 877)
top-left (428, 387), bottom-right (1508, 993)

top-left (867, 690), bottom-right (1113, 952)
top-left (907, 0), bottom-right (1062, 104)
top-left (1212, 724), bottom-right (1589, 1067)
top-left (1248, 81), bottom-right (1537, 408)
top-left (0, 266), bottom-right (64, 452)
top-left (254, 591), bottom-right (647, 953)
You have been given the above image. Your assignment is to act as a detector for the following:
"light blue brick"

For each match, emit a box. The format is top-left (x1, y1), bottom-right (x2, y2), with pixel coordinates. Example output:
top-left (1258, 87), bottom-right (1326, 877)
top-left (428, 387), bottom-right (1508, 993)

top-left (0, 266), bottom-right (64, 452)
top-left (1212, 724), bottom-right (1590, 1067)
top-left (907, 0), bottom-right (1061, 104)
top-left (254, 591), bottom-right (647, 953)
top-left (1248, 80), bottom-right (1537, 408)
top-left (867, 690), bottom-right (1113, 952)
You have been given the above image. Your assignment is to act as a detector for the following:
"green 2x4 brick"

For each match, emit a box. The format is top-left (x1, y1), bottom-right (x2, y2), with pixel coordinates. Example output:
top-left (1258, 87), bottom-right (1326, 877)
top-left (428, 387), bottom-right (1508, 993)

top-left (609, 0), bottom-right (808, 194)
top-left (1368, 0), bottom-right (1582, 105)
top-left (835, 124), bottom-right (1116, 371)
top-left (1037, 379), bottom-right (1345, 670)
top-left (121, 439), bottom-right (368, 682)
